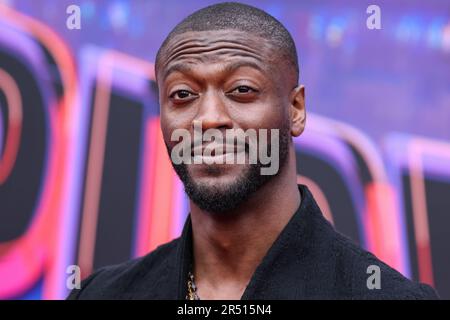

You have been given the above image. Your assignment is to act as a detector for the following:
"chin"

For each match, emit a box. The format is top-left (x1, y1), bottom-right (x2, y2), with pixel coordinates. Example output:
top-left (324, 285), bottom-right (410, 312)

top-left (187, 162), bottom-right (249, 181)
top-left (172, 160), bottom-right (272, 214)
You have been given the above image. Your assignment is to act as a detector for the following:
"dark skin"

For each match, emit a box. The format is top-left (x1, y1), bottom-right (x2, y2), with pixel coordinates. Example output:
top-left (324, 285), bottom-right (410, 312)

top-left (157, 30), bottom-right (306, 299)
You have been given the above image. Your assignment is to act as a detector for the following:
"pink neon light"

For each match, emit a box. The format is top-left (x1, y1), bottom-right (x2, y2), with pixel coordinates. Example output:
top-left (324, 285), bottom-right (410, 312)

top-left (308, 114), bottom-right (406, 274)
top-left (146, 119), bottom-right (177, 253)
top-left (75, 50), bottom-right (181, 260)
top-left (135, 117), bottom-right (157, 256)
top-left (0, 69), bottom-right (22, 184)
top-left (77, 64), bottom-right (112, 278)
top-left (0, 4), bottom-right (78, 299)
top-left (407, 138), bottom-right (450, 286)
top-left (365, 183), bottom-right (403, 270)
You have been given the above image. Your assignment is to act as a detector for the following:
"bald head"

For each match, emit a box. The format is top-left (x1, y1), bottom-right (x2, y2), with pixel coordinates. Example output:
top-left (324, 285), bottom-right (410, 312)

top-left (155, 2), bottom-right (299, 83)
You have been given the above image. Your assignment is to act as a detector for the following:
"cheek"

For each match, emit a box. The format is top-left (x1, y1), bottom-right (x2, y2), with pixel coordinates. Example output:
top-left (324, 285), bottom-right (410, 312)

top-left (160, 112), bottom-right (176, 146)
top-left (237, 100), bottom-right (287, 131)
top-left (160, 109), bottom-right (192, 147)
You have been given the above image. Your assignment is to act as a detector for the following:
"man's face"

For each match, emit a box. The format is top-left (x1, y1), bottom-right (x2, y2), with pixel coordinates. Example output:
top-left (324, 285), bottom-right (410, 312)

top-left (157, 29), bottom-right (294, 213)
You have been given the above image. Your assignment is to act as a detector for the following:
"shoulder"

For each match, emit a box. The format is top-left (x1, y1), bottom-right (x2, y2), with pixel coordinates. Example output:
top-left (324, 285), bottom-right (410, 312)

top-left (331, 230), bottom-right (439, 299)
top-left (67, 238), bottom-right (180, 299)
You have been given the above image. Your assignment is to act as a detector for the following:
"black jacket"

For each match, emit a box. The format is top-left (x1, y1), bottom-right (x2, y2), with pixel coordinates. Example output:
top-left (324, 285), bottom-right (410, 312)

top-left (68, 185), bottom-right (438, 299)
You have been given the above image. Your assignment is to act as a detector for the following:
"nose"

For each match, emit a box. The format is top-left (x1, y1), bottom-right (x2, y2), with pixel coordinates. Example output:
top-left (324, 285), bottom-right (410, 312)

top-left (192, 90), bottom-right (233, 132)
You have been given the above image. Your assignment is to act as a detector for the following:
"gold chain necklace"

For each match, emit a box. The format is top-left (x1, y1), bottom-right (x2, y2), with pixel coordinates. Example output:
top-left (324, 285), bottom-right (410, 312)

top-left (186, 271), bottom-right (201, 300)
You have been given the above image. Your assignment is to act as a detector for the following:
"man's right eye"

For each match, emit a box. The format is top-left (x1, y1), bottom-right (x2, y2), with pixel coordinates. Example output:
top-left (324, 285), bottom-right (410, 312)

top-left (169, 90), bottom-right (196, 101)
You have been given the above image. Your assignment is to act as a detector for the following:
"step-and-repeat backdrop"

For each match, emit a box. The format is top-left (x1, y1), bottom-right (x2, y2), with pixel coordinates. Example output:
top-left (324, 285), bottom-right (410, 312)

top-left (0, 0), bottom-right (449, 299)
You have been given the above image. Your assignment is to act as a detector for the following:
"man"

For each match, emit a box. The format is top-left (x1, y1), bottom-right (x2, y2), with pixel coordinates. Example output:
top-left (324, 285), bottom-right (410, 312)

top-left (68, 2), bottom-right (438, 299)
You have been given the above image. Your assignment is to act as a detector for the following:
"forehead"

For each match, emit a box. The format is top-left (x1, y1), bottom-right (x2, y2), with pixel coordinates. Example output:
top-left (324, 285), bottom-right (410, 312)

top-left (157, 30), bottom-right (277, 81)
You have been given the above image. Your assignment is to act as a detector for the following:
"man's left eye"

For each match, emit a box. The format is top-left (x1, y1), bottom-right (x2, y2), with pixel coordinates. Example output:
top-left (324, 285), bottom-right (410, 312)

top-left (231, 86), bottom-right (256, 94)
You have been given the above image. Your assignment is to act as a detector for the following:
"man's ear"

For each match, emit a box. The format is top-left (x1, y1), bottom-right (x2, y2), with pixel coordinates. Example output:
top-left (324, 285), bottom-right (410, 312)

top-left (289, 85), bottom-right (306, 137)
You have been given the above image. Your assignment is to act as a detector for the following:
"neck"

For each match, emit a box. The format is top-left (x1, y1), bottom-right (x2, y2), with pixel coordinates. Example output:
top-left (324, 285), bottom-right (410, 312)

top-left (189, 147), bottom-right (301, 299)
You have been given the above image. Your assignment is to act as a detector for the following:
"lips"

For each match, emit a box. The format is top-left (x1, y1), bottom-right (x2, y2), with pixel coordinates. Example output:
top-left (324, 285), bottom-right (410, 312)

top-left (191, 143), bottom-right (246, 157)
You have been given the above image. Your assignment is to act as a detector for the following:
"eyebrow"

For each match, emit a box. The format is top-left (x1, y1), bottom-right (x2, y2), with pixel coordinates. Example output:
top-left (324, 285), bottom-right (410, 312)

top-left (162, 60), bottom-right (265, 81)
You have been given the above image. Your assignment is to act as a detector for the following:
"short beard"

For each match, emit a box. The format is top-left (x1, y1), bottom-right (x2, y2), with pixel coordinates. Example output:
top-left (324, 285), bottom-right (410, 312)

top-left (168, 123), bottom-right (291, 214)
